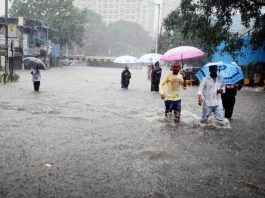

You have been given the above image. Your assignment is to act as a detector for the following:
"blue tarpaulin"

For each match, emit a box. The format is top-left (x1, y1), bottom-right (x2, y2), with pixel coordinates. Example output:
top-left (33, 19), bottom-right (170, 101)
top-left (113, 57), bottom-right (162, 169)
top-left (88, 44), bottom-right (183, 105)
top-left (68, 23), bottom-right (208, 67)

top-left (212, 36), bottom-right (265, 65)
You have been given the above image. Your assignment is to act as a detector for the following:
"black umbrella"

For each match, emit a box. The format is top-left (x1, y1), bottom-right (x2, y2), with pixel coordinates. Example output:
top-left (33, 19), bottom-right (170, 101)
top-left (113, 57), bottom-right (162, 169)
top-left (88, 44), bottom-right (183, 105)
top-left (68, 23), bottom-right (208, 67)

top-left (23, 57), bottom-right (49, 70)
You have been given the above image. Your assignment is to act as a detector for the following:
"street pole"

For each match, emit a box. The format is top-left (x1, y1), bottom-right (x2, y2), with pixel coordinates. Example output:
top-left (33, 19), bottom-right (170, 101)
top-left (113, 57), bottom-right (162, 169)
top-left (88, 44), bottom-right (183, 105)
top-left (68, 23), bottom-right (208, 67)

top-left (138, 0), bottom-right (162, 53)
top-left (155, 3), bottom-right (161, 54)
top-left (4, 0), bottom-right (9, 83)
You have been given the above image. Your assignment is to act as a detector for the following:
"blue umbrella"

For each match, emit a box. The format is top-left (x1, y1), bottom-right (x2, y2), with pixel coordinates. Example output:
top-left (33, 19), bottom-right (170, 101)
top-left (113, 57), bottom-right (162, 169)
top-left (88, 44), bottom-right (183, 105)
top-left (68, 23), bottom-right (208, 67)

top-left (195, 61), bottom-right (244, 84)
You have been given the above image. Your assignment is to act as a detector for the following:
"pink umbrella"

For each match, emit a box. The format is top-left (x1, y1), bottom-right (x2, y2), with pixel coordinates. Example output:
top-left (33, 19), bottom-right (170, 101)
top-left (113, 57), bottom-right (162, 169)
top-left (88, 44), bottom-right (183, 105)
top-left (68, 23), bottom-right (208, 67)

top-left (160, 46), bottom-right (205, 62)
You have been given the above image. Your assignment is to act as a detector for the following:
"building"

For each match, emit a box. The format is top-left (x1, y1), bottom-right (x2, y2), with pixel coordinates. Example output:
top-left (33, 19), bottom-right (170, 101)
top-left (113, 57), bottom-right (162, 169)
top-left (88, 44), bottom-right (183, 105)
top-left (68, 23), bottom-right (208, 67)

top-left (0, 17), bottom-right (54, 70)
top-left (74, 0), bottom-right (181, 39)
top-left (162, 0), bottom-right (181, 18)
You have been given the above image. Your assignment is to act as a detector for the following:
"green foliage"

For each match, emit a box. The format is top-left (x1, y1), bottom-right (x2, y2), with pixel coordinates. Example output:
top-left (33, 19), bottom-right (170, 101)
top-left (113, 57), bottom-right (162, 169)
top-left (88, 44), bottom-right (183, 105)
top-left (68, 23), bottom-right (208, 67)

top-left (81, 10), bottom-right (108, 56)
top-left (10, 0), bottom-right (89, 46)
top-left (10, 1), bottom-right (154, 56)
top-left (163, 0), bottom-right (265, 59)
top-left (0, 73), bottom-right (19, 82)
top-left (81, 20), bottom-right (154, 56)
top-left (8, 73), bottom-right (20, 82)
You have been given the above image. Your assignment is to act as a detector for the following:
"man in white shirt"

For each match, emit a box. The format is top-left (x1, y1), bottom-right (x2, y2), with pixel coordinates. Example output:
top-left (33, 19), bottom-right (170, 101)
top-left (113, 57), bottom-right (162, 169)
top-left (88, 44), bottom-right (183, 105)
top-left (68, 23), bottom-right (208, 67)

top-left (197, 65), bottom-right (225, 123)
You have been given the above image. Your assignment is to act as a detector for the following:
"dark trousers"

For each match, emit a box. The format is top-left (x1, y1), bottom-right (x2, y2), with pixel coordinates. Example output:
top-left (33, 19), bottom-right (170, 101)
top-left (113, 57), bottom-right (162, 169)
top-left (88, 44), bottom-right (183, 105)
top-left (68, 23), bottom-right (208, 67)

top-left (165, 100), bottom-right (181, 123)
top-left (121, 78), bottom-right (129, 89)
top-left (34, 81), bottom-right (40, 91)
top-left (151, 82), bottom-right (159, 92)
top-left (222, 97), bottom-right (235, 119)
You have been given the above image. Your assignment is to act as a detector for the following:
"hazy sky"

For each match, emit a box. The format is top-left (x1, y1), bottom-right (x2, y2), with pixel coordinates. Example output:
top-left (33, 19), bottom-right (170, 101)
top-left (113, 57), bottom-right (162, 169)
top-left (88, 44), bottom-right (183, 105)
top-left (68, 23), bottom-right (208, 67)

top-left (0, 0), bottom-right (13, 16)
top-left (0, 0), bottom-right (182, 17)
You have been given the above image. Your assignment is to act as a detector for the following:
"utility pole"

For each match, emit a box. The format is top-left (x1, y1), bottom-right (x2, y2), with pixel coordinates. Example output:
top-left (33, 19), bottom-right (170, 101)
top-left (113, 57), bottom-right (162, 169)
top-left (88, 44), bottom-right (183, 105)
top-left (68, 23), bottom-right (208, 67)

top-left (3, 0), bottom-right (9, 83)
top-left (155, 2), bottom-right (161, 54)
top-left (144, 0), bottom-right (162, 53)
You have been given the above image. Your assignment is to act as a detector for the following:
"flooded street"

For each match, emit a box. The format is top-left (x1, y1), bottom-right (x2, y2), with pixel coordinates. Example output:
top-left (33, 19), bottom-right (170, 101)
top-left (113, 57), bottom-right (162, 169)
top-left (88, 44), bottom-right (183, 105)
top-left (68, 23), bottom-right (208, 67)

top-left (0, 65), bottom-right (265, 197)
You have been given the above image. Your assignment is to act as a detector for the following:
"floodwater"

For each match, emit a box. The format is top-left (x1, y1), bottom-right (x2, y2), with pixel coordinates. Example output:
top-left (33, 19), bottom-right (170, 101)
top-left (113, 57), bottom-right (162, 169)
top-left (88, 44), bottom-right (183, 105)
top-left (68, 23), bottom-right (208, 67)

top-left (0, 65), bottom-right (265, 198)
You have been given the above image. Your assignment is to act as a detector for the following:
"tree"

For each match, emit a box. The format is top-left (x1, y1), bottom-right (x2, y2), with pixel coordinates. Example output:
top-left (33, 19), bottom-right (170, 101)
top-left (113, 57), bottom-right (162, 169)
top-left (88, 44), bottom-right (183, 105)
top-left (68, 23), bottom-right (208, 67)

top-left (10, 0), bottom-right (88, 46)
top-left (75, 19), bottom-right (154, 56)
top-left (163, 0), bottom-right (265, 59)
top-left (80, 10), bottom-right (108, 56)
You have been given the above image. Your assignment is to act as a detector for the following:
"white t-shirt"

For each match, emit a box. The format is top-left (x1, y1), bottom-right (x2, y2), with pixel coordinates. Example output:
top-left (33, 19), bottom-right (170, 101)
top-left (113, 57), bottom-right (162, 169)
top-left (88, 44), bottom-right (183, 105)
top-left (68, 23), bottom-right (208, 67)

top-left (197, 76), bottom-right (225, 106)
top-left (32, 70), bottom-right (41, 82)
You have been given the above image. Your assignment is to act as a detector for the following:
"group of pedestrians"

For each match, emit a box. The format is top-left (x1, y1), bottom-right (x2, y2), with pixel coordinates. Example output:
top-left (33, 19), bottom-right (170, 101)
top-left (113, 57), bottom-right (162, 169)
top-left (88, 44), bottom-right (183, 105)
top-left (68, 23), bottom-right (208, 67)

top-left (121, 61), bottom-right (162, 91)
top-left (121, 62), bottom-right (242, 124)
top-left (197, 64), bottom-right (242, 123)
top-left (197, 65), bottom-right (225, 124)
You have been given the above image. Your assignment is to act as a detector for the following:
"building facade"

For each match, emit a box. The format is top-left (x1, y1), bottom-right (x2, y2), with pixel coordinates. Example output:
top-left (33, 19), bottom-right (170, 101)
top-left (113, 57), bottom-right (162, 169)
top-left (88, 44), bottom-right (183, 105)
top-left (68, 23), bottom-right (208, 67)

top-left (74, 0), bottom-right (181, 39)
top-left (75, 0), bottom-right (156, 38)
top-left (0, 17), bottom-right (54, 70)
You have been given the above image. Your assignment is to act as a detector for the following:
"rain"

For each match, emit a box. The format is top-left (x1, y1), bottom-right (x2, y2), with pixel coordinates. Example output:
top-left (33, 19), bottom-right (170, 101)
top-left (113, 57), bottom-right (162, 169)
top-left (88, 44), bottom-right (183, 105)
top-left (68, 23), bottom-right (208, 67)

top-left (0, 0), bottom-right (265, 197)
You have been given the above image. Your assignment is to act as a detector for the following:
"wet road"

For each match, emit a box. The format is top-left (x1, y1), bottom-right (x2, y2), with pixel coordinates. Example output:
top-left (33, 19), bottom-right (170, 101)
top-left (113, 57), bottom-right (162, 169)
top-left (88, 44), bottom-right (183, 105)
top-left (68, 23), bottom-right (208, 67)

top-left (0, 66), bottom-right (265, 198)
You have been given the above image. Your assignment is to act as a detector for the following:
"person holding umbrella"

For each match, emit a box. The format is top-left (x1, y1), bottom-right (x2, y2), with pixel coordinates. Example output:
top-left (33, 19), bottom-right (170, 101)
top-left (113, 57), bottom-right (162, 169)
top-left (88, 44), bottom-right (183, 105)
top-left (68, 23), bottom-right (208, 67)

top-left (147, 63), bottom-right (154, 80)
top-left (31, 64), bottom-right (41, 91)
top-left (23, 57), bottom-right (48, 91)
top-left (159, 63), bottom-right (187, 123)
top-left (221, 80), bottom-right (243, 119)
top-left (197, 65), bottom-right (225, 124)
top-left (196, 61), bottom-right (244, 121)
top-left (121, 65), bottom-right (131, 89)
top-left (151, 61), bottom-right (162, 92)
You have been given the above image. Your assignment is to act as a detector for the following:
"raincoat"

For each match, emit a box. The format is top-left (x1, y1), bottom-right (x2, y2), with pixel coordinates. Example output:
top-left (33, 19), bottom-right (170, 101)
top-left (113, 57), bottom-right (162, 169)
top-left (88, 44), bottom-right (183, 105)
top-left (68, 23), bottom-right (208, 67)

top-left (121, 68), bottom-right (131, 89)
top-left (151, 61), bottom-right (162, 92)
top-left (221, 82), bottom-right (243, 119)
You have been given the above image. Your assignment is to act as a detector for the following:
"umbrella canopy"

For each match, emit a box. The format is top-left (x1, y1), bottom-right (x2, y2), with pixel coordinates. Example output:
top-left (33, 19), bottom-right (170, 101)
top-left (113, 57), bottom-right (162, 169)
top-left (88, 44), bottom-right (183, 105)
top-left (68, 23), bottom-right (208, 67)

top-left (138, 53), bottom-right (162, 64)
top-left (23, 57), bottom-right (49, 70)
top-left (160, 46), bottom-right (205, 62)
top-left (195, 61), bottom-right (244, 84)
top-left (114, 55), bottom-right (138, 64)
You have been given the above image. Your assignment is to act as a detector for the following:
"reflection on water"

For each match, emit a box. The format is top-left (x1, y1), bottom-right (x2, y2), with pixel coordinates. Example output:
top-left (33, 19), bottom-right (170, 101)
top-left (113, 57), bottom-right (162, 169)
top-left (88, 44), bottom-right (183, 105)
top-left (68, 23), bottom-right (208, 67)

top-left (0, 66), bottom-right (264, 197)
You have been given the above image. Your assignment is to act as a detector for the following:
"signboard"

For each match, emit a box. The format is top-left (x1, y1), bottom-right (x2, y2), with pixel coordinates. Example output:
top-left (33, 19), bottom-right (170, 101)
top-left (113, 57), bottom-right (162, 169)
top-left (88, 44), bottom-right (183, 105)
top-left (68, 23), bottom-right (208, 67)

top-left (0, 36), bottom-right (19, 47)
top-left (23, 34), bottom-right (30, 55)
top-left (18, 17), bottom-right (24, 26)
top-left (1, 56), bottom-right (5, 67)
top-left (0, 35), bottom-right (5, 46)
top-left (8, 24), bottom-right (17, 38)
top-left (8, 50), bottom-right (13, 57)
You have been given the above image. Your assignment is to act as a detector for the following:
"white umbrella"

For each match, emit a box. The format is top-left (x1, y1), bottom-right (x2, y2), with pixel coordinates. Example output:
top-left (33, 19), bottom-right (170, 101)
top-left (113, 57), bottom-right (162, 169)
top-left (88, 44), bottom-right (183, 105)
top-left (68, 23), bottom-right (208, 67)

top-left (138, 53), bottom-right (162, 64)
top-left (114, 55), bottom-right (138, 64)
top-left (23, 57), bottom-right (49, 70)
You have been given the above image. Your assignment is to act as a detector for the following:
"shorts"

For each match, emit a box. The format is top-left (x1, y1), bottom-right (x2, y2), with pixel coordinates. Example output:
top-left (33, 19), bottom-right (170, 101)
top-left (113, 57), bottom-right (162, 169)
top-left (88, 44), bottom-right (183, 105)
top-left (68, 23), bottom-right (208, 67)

top-left (165, 100), bottom-right (181, 115)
